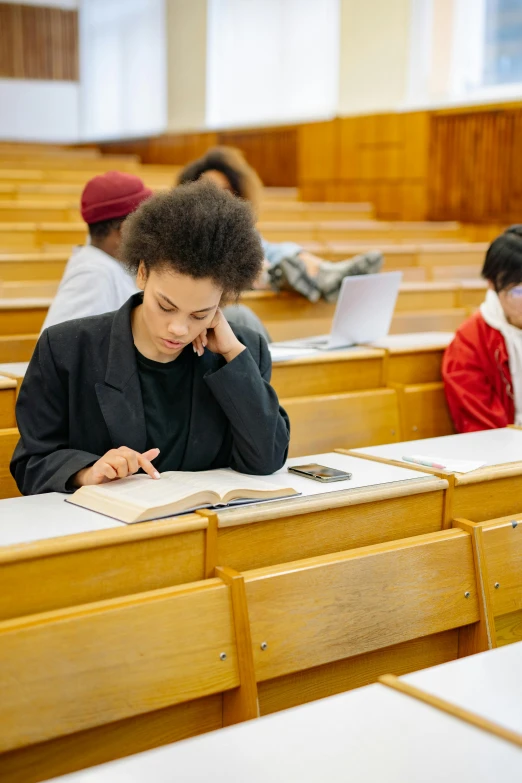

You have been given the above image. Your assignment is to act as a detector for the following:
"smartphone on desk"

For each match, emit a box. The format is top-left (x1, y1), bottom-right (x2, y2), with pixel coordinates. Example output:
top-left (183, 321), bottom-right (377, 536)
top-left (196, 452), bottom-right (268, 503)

top-left (288, 464), bottom-right (352, 482)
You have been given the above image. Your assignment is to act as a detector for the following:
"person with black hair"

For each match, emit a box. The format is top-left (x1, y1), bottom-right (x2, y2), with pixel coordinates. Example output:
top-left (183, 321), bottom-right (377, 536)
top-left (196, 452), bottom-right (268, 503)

top-left (42, 171), bottom-right (153, 331)
top-left (11, 182), bottom-right (290, 495)
top-left (443, 226), bottom-right (522, 432)
top-left (178, 147), bottom-right (383, 303)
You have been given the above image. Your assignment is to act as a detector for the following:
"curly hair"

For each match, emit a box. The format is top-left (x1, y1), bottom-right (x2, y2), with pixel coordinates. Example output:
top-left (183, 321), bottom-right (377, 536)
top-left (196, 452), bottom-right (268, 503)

top-left (120, 180), bottom-right (263, 300)
top-left (177, 146), bottom-right (263, 215)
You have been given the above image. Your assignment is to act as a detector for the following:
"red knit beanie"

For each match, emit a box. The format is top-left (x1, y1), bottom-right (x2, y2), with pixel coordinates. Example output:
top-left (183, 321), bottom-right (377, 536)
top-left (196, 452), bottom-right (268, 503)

top-left (81, 171), bottom-right (153, 224)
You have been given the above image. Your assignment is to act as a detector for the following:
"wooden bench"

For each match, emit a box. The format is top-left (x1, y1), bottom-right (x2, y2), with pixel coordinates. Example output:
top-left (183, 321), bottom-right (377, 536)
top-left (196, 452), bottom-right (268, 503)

top-left (0, 574), bottom-right (257, 782)
top-left (391, 382), bottom-right (455, 441)
top-left (282, 388), bottom-right (400, 456)
top-left (455, 514), bottom-right (522, 648)
top-left (0, 428), bottom-right (20, 499)
top-left (242, 528), bottom-right (491, 716)
top-left (0, 378), bottom-right (16, 429)
top-left (0, 335), bottom-right (37, 363)
top-left (0, 252), bottom-right (69, 280)
top-left (259, 202), bottom-right (374, 222)
top-left (271, 349), bottom-right (385, 398)
top-left (0, 201), bottom-right (80, 223)
top-left (259, 221), bottom-right (464, 244)
top-left (374, 333), bottom-right (453, 384)
top-left (0, 300), bottom-right (50, 335)
top-left (0, 223), bottom-right (85, 252)
top-left (322, 242), bottom-right (488, 276)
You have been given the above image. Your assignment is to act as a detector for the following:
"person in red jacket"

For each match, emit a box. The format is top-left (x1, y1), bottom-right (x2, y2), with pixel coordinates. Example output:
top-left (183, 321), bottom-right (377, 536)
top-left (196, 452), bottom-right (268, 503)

top-left (443, 226), bottom-right (522, 432)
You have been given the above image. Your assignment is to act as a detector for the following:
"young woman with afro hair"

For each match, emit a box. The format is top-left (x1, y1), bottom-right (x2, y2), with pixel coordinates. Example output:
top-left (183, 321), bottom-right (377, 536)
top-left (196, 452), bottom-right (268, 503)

top-left (11, 181), bottom-right (290, 495)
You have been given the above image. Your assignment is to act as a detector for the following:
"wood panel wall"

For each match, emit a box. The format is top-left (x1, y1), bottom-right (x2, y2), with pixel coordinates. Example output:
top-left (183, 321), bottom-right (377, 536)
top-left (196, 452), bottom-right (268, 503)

top-left (98, 100), bottom-right (522, 222)
top-left (298, 113), bottom-right (430, 220)
top-left (0, 3), bottom-right (78, 81)
top-left (428, 104), bottom-right (522, 224)
top-left (99, 126), bottom-right (298, 187)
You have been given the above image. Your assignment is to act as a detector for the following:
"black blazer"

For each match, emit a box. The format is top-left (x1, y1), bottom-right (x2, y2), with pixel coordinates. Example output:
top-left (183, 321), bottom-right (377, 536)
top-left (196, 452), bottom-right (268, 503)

top-left (11, 294), bottom-right (290, 495)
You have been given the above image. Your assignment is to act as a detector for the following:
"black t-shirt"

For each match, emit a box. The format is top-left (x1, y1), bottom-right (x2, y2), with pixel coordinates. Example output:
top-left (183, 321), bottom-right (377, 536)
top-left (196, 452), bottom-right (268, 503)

top-left (135, 346), bottom-right (194, 472)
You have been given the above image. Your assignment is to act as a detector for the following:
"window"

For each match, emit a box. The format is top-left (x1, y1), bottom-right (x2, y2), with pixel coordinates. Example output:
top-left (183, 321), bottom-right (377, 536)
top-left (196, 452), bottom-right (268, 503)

top-left (406, 0), bottom-right (522, 107)
top-left (79, 0), bottom-right (167, 140)
top-left (206, 0), bottom-right (340, 128)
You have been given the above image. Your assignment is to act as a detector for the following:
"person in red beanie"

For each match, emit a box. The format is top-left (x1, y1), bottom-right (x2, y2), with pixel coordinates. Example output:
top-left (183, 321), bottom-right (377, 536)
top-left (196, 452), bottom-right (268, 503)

top-left (41, 171), bottom-right (153, 330)
top-left (443, 226), bottom-right (522, 432)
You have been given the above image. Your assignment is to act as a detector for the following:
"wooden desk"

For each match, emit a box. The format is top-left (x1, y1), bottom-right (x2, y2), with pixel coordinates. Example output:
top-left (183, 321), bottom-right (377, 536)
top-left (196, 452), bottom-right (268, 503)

top-left (394, 642), bottom-right (522, 743)
top-left (0, 361), bottom-right (28, 381)
top-left (45, 683), bottom-right (522, 783)
top-left (369, 331), bottom-right (453, 384)
top-left (0, 334), bottom-right (37, 363)
top-left (457, 513), bottom-right (522, 647)
top-left (270, 347), bottom-right (385, 397)
top-left (0, 251), bottom-right (69, 280)
top-left (349, 428), bottom-right (522, 521)
top-left (0, 376), bottom-right (16, 428)
top-left (0, 298), bottom-right (50, 335)
top-left (0, 453), bottom-right (448, 619)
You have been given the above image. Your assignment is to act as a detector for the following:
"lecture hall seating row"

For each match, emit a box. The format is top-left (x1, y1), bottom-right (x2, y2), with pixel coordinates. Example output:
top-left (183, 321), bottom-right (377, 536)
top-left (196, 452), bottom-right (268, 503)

top-left (0, 338), bottom-right (456, 472)
top-left (0, 508), bottom-right (519, 781)
top-left (0, 243), bottom-right (489, 285)
top-left (0, 197), bottom-right (375, 223)
top-left (0, 281), bottom-right (486, 339)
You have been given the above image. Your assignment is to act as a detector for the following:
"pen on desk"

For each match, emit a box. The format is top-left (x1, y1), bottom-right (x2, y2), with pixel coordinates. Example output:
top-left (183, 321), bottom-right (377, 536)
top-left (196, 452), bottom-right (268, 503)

top-left (402, 456), bottom-right (446, 470)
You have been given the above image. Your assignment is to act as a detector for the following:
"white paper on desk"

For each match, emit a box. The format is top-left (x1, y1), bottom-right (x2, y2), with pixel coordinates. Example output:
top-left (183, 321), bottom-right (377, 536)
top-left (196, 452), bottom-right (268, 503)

top-left (404, 455), bottom-right (486, 473)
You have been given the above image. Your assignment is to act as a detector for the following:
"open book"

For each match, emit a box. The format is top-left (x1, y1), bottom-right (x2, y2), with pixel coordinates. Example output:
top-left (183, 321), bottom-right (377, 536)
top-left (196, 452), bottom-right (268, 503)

top-left (66, 469), bottom-right (299, 524)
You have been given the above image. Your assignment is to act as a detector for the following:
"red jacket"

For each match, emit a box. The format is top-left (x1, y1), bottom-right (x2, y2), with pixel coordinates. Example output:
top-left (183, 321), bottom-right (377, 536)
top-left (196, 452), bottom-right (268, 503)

top-left (442, 311), bottom-right (515, 433)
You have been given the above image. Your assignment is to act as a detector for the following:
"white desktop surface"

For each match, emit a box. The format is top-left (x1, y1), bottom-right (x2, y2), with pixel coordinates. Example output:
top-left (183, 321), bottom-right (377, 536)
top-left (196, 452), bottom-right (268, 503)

top-left (49, 684), bottom-right (522, 783)
top-left (368, 331), bottom-right (454, 350)
top-left (0, 454), bottom-right (432, 547)
top-left (271, 452), bottom-right (432, 497)
top-left (0, 361), bottom-right (29, 377)
top-left (403, 642), bottom-right (522, 736)
top-left (352, 428), bottom-right (522, 470)
top-left (0, 493), bottom-right (124, 547)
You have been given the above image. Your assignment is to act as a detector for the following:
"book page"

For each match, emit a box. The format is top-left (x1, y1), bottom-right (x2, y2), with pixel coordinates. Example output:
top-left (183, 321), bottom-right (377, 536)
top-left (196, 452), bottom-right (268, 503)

top-left (76, 469), bottom-right (292, 509)
top-left (162, 469), bottom-right (293, 499)
top-left (77, 473), bottom-right (213, 510)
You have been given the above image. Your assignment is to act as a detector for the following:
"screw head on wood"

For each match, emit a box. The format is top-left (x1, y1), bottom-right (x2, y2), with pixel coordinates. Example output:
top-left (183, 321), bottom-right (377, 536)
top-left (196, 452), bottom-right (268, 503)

top-left (260, 642), bottom-right (268, 651)
top-left (494, 582), bottom-right (500, 589)
top-left (464, 591), bottom-right (470, 598)
top-left (220, 652), bottom-right (227, 661)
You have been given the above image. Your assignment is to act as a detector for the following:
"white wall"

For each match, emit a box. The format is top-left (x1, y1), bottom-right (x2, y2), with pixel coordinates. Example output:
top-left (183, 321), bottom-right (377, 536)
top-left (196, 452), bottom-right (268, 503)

top-left (338, 0), bottom-right (411, 115)
top-left (0, 79), bottom-right (79, 142)
top-left (206, 0), bottom-right (340, 128)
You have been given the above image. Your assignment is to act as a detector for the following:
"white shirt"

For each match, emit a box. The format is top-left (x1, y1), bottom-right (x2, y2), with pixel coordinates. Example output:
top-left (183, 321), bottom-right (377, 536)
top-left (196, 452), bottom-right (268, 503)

top-left (42, 245), bottom-right (138, 332)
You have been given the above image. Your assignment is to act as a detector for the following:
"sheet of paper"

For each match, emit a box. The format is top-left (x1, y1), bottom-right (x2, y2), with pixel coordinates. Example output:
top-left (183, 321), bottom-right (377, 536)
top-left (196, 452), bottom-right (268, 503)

top-left (402, 455), bottom-right (486, 473)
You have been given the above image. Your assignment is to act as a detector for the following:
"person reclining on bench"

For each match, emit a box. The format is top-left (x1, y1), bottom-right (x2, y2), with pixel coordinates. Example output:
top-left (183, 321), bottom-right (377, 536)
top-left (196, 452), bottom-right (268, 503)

top-left (177, 146), bottom-right (383, 304)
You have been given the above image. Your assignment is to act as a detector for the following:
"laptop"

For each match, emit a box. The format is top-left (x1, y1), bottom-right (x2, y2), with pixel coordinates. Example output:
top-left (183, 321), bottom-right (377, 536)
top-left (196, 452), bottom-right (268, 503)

top-left (273, 271), bottom-right (402, 351)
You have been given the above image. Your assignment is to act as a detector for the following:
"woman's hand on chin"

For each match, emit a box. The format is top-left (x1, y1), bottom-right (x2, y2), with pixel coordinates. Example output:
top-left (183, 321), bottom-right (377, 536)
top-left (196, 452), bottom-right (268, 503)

top-left (73, 447), bottom-right (161, 487)
top-left (192, 308), bottom-right (245, 362)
